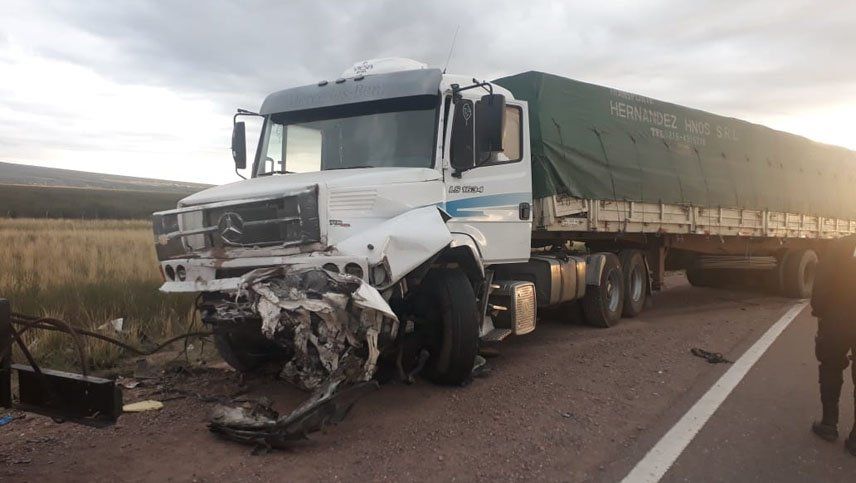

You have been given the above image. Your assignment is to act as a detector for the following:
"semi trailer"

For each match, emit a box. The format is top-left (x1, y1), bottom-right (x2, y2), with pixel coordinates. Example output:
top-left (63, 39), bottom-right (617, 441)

top-left (152, 58), bottom-right (856, 391)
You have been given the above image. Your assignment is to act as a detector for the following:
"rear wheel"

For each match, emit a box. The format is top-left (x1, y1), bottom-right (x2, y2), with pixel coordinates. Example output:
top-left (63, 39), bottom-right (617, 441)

top-left (780, 248), bottom-right (818, 298)
top-left (583, 253), bottom-right (624, 328)
top-left (420, 269), bottom-right (480, 385)
top-left (619, 250), bottom-right (647, 317)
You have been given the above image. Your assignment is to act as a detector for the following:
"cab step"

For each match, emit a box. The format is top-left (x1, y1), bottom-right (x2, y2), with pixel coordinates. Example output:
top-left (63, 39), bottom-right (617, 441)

top-left (481, 328), bottom-right (513, 343)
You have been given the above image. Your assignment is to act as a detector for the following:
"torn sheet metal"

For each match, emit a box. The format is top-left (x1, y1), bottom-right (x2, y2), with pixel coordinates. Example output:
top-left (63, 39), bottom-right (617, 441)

top-left (239, 267), bottom-right (398, 391)
top-left (209, 379), bottom-right (378, 450)
top-left (335, 205), bottom-right (452, 285)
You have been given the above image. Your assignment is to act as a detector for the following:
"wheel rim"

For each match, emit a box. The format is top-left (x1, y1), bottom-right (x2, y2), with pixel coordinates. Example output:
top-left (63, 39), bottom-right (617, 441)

top-left (606, 269), bottom-right (622, 312)
top-left (629, 266), bottom-right (644, 302)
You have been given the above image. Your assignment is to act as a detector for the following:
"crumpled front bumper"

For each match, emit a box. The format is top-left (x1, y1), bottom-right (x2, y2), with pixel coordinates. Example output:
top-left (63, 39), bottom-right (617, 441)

top-left (210, 266), bottom-right (398, 391)
top-left (206, 266), bottom-right (399, 449)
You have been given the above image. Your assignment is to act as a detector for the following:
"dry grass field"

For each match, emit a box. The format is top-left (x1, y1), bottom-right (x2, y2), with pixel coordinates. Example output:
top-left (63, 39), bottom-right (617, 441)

top-left (0, 218), bottom-right (196, 369)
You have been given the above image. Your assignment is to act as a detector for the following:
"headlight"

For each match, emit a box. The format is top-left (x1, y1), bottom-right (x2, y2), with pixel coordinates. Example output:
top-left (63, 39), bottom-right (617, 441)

top-left (371, 264), bottom-right (388, 285)
top-left (176, 265), bottom-right (187, 281)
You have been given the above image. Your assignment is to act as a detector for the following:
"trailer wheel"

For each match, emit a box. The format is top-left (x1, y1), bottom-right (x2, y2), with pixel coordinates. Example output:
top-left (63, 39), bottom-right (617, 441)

top-left (583, 253), bottom-right (624, 328)
top-left (214, 327), bottom-right (287, 373)
top-left (620, 250), bottom-right (647, 317)
top-left (780, 248), bottom-right (818, 298)
top-left (421, 268), bottom-right (480, 385)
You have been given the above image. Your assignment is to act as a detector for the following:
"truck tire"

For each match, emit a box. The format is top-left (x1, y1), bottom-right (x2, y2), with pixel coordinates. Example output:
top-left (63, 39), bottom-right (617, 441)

top-left (619, 250), bottom-right (647, 317)
top-left (421, 268), bottom-right (480, 385)
top-left (780, 248), bottom-right (818, 298)
top-left (214, 329), bottom-right (287, 373)
top-left (582, 253), bottom-right (624, 328)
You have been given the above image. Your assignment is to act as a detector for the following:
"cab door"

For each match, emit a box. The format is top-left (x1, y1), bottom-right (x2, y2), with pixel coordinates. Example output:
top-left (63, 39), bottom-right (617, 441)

top-left (442, 96), bottom-right (532, 264)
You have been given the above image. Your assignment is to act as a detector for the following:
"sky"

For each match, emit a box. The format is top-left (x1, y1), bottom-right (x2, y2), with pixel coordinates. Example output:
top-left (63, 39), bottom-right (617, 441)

top-left (1, 0), bottom-right (855, 184)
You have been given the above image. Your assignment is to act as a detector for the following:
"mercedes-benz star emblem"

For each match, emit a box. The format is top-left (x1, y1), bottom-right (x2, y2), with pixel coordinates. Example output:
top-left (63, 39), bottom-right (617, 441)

top-left (217, 212), bottom-right (244, 244)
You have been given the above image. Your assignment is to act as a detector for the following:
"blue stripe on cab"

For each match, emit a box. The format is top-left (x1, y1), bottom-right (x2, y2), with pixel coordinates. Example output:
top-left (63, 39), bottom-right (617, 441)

top-left (443, 192), bottom-right (530, 218)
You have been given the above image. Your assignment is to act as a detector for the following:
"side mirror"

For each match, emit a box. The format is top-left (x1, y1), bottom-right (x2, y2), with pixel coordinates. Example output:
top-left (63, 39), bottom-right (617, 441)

top-left (231, 121), bottom-right (247, 170)
top-left (476, 94), bottom-right (506, 157)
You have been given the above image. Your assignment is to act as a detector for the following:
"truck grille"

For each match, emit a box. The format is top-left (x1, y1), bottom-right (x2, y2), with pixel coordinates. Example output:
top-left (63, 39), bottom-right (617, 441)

top-left (152, 185), bottom-right (321, 259)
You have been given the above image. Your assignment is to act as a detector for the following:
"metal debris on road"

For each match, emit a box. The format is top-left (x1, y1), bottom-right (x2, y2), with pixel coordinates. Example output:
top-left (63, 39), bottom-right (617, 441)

top-left (690, 348), bottom-right (733, 364)
top-left (209, 379), bottom-right (379, 451)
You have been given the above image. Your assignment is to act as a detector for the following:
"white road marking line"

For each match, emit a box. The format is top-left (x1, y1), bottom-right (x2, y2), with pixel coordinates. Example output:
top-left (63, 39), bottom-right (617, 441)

top-left (621, 301), bottom-right (808, 483)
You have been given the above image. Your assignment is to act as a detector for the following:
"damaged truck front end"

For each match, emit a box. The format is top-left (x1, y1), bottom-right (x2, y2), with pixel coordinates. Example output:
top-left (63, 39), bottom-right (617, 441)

top-left (150, 60), bottom-right (541, 446)
top-left (153, 177), bottom-right (458, 389)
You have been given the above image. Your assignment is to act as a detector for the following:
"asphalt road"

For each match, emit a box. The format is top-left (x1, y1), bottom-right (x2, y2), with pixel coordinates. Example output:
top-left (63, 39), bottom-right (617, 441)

top-left (661, 307), bottom-right (856, 482)
top-left (2, 275), bottom-right (848, 482)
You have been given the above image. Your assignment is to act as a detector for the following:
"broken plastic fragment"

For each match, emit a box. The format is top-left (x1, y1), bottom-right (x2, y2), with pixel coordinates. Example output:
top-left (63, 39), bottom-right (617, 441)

top-left (123, 400), bottom-right (164, 413)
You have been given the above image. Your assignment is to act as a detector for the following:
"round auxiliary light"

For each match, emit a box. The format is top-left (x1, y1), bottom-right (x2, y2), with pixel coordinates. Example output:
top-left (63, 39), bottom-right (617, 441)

top-left (176, 265), bottom-right (187, 282)
top-left (164, 264), bottom-right (176, 281)
top-left (322, 263), bottom-right (339, 273)
top-left (344, 263), bottom-right (364, 279)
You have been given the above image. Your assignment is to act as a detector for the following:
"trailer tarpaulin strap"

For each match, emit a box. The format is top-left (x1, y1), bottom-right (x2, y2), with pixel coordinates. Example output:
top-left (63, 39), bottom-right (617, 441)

top-left (494, 71), bottom-right (856, 220)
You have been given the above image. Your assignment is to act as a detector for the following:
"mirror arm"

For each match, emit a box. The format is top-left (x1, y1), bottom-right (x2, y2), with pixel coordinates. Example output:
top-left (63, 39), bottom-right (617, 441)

top-left (233, 109), bottom-right (260, 123)
top-left (451, 79), bottom-right (493, 101)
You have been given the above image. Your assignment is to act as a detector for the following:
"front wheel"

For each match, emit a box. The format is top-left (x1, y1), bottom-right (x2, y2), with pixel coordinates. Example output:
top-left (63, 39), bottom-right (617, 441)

top-left (583, 253), bottom-right (625, 328)
top-left (213, 325), bottom-right (289, 373)
top-left (419, 269), bottom-right (480, 385)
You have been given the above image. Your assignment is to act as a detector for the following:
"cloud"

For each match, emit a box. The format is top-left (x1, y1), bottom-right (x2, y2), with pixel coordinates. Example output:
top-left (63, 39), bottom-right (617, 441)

top-left (1, 0), bottom-right (855, 183)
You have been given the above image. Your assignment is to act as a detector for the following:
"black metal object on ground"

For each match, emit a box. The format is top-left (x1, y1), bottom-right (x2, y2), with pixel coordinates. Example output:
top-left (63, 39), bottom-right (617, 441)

top-left (14, 364), bottom-right (122, 423)
top-left (0, 298), bottom-right (123, 426)
top-left (691, 347), bottom-right (733, 364)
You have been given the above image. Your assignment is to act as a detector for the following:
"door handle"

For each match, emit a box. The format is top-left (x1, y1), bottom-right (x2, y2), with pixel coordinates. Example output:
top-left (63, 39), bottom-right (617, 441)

top-left (519, 202), bottom-right (531, 220)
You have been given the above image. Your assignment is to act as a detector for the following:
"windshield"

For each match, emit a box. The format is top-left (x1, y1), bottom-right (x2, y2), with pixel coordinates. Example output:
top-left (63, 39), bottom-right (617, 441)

top-left (255, 96), bottom-right (438, 176)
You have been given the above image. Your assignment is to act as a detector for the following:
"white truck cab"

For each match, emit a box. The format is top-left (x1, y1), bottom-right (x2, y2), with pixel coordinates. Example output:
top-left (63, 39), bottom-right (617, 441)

top-left (152, 59), bottom-right (606, 389)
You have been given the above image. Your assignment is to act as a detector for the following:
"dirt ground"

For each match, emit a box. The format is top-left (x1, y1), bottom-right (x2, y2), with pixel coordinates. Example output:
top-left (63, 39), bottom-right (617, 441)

top-left (0, 275), bottom-right (798, 482)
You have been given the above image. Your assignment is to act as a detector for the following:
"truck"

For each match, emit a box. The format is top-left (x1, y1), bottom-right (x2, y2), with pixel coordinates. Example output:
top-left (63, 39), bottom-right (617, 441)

top-left (152, 57), bottom-right (856, 394)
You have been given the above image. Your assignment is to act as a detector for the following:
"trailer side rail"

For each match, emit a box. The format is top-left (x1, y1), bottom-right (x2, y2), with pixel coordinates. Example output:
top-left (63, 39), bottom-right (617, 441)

top-left (536, 195), bottom-right (856, 239)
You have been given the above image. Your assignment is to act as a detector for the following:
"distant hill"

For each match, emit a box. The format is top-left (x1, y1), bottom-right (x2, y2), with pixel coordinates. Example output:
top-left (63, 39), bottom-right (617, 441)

top-left (0, 162), bottom-right (212, 219)
top-left (0, 162), bottom-right (209, 192)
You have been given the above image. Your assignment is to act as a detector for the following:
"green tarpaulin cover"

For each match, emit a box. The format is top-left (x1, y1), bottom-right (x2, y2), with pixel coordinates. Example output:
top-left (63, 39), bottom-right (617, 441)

top-left (494, 71), bottom-right (856, 219)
